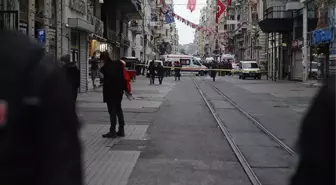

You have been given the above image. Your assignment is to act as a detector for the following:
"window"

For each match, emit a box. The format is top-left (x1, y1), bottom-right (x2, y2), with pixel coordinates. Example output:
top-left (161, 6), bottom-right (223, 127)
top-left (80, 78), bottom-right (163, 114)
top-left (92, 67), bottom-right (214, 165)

top-left (242, 63), bottom-right (258, 69)
top-left (193, 60), bottom-right (201, 66)
top-left (180, 59), bottom-right (191, 65)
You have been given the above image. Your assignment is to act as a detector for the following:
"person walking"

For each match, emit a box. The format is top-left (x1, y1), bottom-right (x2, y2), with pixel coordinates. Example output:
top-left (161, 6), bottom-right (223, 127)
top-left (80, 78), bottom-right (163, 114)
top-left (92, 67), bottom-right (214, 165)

top-left (148, 61), bottom-right (156, 85)
top-left (100, 52), bottom-right (129, 138)
top-left (89, 54), bottom-right (99, 88)
top-left (210, 61), bottom-right (218, 82)
top-left (0, 30), bottom-right (83, 185)
top-left (174, 61), bottom-right (181, 81)
top-left (61, 54), bottom-right (80, 102)
top-left (157, 62), bottom-right (165, 84)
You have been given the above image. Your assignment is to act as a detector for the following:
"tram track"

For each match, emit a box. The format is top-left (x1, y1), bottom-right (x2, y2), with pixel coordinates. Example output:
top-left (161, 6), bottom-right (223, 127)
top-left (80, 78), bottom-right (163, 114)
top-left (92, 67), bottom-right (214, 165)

top-left (192, 78), bottom-right (296, 185)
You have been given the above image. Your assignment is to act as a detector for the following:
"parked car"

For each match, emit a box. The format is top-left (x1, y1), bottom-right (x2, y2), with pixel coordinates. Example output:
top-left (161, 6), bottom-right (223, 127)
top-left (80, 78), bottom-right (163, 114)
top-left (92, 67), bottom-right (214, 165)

top-left (238, 61), bottom-right (262, 80)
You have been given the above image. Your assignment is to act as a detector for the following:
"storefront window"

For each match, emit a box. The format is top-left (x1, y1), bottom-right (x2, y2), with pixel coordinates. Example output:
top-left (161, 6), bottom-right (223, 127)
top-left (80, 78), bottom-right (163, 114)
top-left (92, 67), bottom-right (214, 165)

top-left (310, 45), bottom-right (329, 79)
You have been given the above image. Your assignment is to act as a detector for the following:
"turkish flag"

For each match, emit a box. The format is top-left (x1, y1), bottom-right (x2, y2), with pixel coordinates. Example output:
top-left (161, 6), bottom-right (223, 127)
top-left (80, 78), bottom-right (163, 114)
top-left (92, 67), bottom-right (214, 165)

top-left (187, 0), bottom-right (196, 12)
top-left (216, 0), bottom-right (225, 23)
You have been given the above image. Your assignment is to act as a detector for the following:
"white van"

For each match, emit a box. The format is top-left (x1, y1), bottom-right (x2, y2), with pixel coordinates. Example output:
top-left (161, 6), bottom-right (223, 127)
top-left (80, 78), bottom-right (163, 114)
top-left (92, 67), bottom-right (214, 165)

top-left (238, 61), bottom-right (262, 80)
top-left (161, 54), bottom-right (208, 76)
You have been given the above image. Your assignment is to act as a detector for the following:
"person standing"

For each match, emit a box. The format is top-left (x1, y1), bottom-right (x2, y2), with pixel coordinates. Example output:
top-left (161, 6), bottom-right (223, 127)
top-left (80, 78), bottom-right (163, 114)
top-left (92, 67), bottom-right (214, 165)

top-left (100, 52), bottom-right (129, 138)
top-left (89, 54), bottom-right (99, 88)
top-left (61, 54), bottom-right (80, 102)
top-left (148, 61), bottom-right (156, 85)
top-left (157, 63), bottom-right (165, 84)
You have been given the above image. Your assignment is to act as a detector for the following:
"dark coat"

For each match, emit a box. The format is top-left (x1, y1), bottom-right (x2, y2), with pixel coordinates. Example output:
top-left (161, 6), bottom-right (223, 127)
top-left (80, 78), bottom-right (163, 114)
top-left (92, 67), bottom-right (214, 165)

top-left (211, 63), bottom-right (218, 76)
top-left (290, 75), bottom-right (335, 185)
top-left (148, 63), bottom-right (156, 75)
top-left (0, 30), bottom-right (82, 185)
top-left (63, 63), bottom-right (80, 101)
top-left (157, 65), bottom-right (165, 76)
top-left (100, 60), bottom-right (126, 103)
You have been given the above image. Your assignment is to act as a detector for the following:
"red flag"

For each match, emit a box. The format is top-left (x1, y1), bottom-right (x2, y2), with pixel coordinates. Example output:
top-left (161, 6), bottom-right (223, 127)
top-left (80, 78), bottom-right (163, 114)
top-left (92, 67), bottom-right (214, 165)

top-left (227, 0), bottom-right (232, 6)
top-left (216, 0), bottom-right (225, 23)
top-left (187, 0), bottom-right (196, 12)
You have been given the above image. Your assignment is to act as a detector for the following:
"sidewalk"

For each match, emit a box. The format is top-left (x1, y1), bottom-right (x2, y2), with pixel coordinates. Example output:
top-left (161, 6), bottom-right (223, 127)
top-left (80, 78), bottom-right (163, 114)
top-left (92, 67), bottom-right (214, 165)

top-left (77, 76), bottom-right (176, 185)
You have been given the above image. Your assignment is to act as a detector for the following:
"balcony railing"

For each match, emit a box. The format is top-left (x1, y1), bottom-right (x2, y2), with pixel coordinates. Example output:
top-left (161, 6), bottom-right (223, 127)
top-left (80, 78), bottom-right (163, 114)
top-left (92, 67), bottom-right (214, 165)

top-left (264, 6), bottom-right (293, 19)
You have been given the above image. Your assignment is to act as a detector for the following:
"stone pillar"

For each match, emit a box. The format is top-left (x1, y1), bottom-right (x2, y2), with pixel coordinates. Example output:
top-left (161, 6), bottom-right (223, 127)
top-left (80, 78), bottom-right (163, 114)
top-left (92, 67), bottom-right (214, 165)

top-left (56, 0), bottom-right (62, 58)
top-left (28, 0), bottom-right (35, 38)
top-left (44, 0), bottom-right (50, 52)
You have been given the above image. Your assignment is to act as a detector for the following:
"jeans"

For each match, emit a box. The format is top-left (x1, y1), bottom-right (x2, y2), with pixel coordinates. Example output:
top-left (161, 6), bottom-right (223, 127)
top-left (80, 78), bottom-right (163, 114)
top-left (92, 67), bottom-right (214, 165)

top-left (106, 101), bottom-right (125, 133)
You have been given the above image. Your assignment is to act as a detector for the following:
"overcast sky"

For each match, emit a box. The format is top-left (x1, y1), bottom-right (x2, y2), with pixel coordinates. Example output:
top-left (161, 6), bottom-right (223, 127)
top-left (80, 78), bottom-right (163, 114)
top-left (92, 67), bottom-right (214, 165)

top-left (173, 0), bottom-right (207, 45)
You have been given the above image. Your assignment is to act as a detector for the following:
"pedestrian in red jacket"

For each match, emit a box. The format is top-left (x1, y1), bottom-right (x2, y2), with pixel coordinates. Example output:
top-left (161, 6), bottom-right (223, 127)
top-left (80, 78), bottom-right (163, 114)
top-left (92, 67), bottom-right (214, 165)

top-left (120, 60), bottom-right (132, 96)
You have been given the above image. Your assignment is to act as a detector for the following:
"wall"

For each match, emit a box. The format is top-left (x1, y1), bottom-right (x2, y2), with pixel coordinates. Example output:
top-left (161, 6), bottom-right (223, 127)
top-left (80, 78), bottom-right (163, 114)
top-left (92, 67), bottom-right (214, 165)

top-left (61, 0), bottom-right (88, 55)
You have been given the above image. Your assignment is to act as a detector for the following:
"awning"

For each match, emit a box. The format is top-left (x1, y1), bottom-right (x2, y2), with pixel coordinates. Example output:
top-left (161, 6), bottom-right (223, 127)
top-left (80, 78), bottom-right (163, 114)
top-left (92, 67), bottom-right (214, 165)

top-left (89, 33), bottom-right (107, 42)
top-left (68, 18), bottom-right (94, 33)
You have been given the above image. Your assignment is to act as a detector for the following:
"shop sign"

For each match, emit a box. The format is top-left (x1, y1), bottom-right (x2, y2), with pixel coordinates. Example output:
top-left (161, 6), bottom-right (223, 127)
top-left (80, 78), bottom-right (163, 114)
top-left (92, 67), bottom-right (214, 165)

top-left (36, 29), bottom-right (46, 44)
top-left (69, 0), bottom-right (86, 15)
top-left (292, 39), bottom-right (303, 49)
top-left (312, 28), bottom-right (334, 45)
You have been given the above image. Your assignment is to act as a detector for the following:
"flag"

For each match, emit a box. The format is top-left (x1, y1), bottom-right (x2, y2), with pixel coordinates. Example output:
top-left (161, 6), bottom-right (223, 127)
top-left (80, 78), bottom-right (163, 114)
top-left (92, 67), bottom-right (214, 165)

top-left (227, 0), bottom-right (232, 6)
top-left (187, 0), bottom-right (196, 12)
top-left (216, 0), bottom-right (225, 23)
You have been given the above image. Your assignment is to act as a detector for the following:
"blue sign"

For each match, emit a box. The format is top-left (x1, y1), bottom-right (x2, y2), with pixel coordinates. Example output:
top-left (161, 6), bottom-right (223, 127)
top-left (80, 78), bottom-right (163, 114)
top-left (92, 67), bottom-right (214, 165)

top-left (36, 29), bottom-right (46, 44)
top-left (312, 28), bottom-right (334, 45)
top-left (164, 5), bottom-right (175, 24)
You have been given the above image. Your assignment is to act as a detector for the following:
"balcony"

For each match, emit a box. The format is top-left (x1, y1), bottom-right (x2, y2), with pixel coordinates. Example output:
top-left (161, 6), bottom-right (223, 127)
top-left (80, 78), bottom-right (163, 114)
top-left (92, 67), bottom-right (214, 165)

top-left (258, 6), bottom-right (294, 33)
top-left (107, 0), bottom-right (143, 20)
top-left (293, 8), bottom-right (318, 31)
top-left (87, 14), bottom-right (104, 37)
top-left (131, 42), bottom-right (136, 50)
top-left (106, 29), bottom-right (119, 45)
top-left (124, 38), bottom-right (130, 47)
top-left (128, 21), bottom-right (142, 34)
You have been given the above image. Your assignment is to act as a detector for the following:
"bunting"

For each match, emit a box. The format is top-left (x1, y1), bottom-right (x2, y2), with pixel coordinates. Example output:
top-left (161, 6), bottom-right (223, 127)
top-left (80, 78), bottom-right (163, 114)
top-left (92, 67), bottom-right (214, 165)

top-left (173, 12), bottom-right (228, 39)
top-left (158, 0), bottom-right (228, 40)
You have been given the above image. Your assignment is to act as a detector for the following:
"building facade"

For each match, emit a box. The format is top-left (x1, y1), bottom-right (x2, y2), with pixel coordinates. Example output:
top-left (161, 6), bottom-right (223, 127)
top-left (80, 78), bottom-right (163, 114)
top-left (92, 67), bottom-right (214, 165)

top-left (0, 0), bottom-right (143, 92)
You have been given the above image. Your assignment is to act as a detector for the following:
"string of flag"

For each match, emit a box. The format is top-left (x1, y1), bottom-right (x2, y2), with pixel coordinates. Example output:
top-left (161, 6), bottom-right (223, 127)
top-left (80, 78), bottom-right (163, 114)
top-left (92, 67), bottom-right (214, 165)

top-left (159, 0), bottom-right (232, 39)
top-left (172, 12), bottom-right (228, 39)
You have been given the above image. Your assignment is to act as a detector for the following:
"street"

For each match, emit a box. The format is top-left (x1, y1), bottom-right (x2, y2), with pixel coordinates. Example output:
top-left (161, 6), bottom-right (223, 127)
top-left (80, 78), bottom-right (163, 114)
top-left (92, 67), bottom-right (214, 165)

top-left (77, 75), bottom-right (319, 185)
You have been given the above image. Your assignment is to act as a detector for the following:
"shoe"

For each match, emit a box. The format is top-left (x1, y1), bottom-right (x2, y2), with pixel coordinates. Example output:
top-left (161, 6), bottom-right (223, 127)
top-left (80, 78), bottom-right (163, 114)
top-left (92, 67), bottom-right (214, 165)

top-left (117, 126), bottom-right (125, 137)
top-left (102, 132), bottom-right (117, 138)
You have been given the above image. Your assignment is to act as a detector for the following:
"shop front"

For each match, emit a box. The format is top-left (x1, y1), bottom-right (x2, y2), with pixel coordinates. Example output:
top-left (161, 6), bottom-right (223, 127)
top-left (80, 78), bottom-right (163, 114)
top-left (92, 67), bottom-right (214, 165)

top-left (310, 27), bottom-right (334, 79)
top-left (68, 18), bottom-right (94, 93)
top-left (291, 39), bottom-right (304, 80)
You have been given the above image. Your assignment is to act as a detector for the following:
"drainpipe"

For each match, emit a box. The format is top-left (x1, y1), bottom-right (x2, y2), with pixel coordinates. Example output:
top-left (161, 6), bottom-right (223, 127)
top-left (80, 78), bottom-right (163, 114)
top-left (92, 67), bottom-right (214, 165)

top-left (302, 0), bottom-right (308, 82)
top-left (142, 2), bottom-right (146, 63)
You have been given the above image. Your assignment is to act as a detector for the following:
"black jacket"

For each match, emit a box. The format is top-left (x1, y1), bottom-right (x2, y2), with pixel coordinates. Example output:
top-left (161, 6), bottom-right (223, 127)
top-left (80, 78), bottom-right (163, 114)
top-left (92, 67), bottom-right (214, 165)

top-left (100, 60), bottom-right (126, 103)
top-left (63, 63), bottom-right (80, 92)
top-left (290, 75), bottom-right (335, 185)
top-left (0, 30), bottom-right (82, 185)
